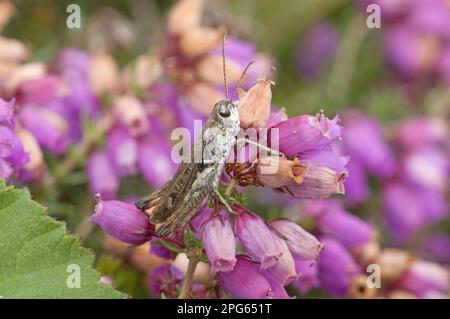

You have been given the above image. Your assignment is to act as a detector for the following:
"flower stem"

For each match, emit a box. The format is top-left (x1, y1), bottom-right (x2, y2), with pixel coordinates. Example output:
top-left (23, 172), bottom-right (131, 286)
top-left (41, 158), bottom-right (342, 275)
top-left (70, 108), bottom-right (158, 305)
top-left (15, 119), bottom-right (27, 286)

top-left (178, 249), bottom-right (198, 299)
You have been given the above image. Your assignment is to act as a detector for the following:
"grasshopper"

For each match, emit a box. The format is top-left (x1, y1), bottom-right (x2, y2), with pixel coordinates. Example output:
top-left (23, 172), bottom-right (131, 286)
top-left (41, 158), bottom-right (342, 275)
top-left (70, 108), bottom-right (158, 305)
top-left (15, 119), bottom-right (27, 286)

top-left (136, 35), bottom-right (280, 237)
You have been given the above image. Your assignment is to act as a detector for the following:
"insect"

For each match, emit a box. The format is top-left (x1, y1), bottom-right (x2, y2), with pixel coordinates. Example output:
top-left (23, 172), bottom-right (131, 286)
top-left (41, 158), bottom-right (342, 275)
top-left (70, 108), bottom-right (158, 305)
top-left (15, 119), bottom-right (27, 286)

top-left (136, 33), bottom-right (279, 237)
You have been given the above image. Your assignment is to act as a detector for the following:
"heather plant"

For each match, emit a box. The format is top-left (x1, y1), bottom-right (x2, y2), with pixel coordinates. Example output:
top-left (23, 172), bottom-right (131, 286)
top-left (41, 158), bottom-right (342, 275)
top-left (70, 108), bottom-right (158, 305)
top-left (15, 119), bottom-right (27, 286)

top-left (0, 0), bottom-right (448, 299)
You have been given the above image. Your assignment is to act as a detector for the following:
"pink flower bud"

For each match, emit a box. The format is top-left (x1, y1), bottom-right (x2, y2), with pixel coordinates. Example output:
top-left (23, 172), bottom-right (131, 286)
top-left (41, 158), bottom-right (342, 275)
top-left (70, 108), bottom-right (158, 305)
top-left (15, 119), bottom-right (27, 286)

top-left (113, 95), bottom-right (149, 137)
top-left (202, 215), bottom-right (237, 273)
top-left (179, 27), bottom-right (223, 58)
top-left (88, 51), bottom-right (118, 95)
top-left (292, 259), bottom-right (320, 294)
top-left (87, 151), bottom-right (119, 200)
top-left (397, 261), bottom-right (450, 298)
top-left (238, 76), bottom-right (273, 129)
top-left (90, 195), bottom-right (154, 245)
top-left (196, 54), bottom-right (242, 86)
top-left (16, 128), bottom-right (44, 181)
top-left (271, 219), bottom-right (323, 261)
top-left (0, 36), bottom-right (29, 62)
top-left (316, 205), bottom-right (375, 249)
top-left (234, 205), bottom-right (282, 269)
top-left (184, 82), bottom-right (222, 115)
top-left (167, 0), bottom-right (204, 36)
top-left (218, 255), bottom-right (273, 299)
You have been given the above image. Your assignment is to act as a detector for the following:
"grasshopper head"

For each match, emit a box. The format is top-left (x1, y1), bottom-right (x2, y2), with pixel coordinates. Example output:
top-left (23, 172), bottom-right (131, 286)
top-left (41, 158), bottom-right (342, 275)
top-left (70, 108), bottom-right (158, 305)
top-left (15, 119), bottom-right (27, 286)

top-left (212, 99), bottom-right (240, 134)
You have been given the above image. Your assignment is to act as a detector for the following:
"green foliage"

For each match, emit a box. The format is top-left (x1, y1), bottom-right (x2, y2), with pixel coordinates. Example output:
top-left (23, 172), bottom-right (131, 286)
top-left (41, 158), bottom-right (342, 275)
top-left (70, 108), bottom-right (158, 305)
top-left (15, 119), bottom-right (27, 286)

top-left (0, 181), bottom-right (125, 298)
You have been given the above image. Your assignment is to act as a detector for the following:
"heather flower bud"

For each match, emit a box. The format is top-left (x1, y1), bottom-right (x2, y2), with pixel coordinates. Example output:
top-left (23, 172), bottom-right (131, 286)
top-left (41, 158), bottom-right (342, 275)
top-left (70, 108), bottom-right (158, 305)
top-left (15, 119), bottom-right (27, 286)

top-left (16, 75), bottom-right (67, 106)
top-left (106, 126), bottom-right (138, 176)
top-left (374, 248), bottom-right (414, 282)
top-left (18, 106), bottom-right (69, 155)
top-left (0, 98), bottom-right (15, 127)
top-left (343, 111), bottom-right (396, 178)
top-left (270, 219), bottom-right (323, 261)
top-left (234, 205), bottom-right (282, 269)
top-left (0, 36), bottom-right (29, 62)
top-left (0, 125), bottom-right (28, 178)
top-left (276, 162), bottom-right (346, 199)
top-left (88, 51), bottom-right (119, 95)
top-left (218, 255), bottom-right (273, 299)
top-left (90, 195), bottom-right (154, 245)
top-left (4, 62), bottom-right (47, 94)
top-left (184, 82), bottom-right (223, 115)
top-left (16, 128), bottom-right (44, 181)
top-left (271, 112), bottom-right (341, 156)
top-left (87, 151), bottom-right (119, 200)
top-left (0, 1), bottom-right (14, 32)
top-left (257, 157), bottom-right (306, 188)
top-left (316, 205), bottom-right (375, 249)
top-left (138, 138), bottom-right (176, 188)
top-left (196, 54), bottom-right (242, 86)
top-left (397, 261), bottom-right (450, 297)
top-left (394, 117), bottom-right (448, 149)
top-left (179, 27), bottom-right (223, 58)
top-left (167, 0), bottom-right (204, 35)
top-left (237, 76), bottom-right (273, 129)
top-left (202, 215), bottom-right (237, 273)
top-left (113, 95), bottom-right (148, 137)
top-left (318, 237), bottom-right (360, 297)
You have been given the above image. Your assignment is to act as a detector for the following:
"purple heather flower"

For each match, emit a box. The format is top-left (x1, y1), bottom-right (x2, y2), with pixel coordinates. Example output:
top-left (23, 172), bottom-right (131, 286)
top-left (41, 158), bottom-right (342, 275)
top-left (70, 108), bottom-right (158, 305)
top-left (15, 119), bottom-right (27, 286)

top-left (274, 161), bottom-right (346, 199)
top-left (271, 112), bottom-right (342, 157)
top-left (384, 26), bottom-right (441, 78)
top-left (343, 111), bottom-right (396, 178)
top-left (316, 203), bottom-right (375, 249)
top-left (0, 98), bottom-right (16, 128)
top-left (382, 182), bottom-right (424, 244)
top-left (106, 126), bottom-right (138, 177)
top-left (263, 272), bottom-right (293, 299)
top-left (407, 0), bottom-right (450, 37)
top-left (218, 255), bottom-right (273, 299)
top-left (296, 23), bottom-right (338, 80)
top-left (344, 159), bottom-right (370, 204)
top-left (234, 205), bottom-right (283, 269)
top-left (394, 117), bottom-right (448, 149)
top-left (402, 148), bottom-right (448, 192)
top-left (0, 126), bottom-right (28, 179)
top-left (262, 232), bottom-right (298, 286)
top-left (15, 75), bottom-right (67, 106)
top-left (90, 195), bottom-right (154, 245)
top-left (291, 259), bottom-right (320, 294)
top-left (202, 215), bottom-right (237, 274)
top-left (396, 261), bottom-right (450, 298)
top-left (318, 237), bottom-right (360, 298)
top-left (18, 105), bottom-right (69, 155)
top-left (147, 264), bottom-right (184, 298)
top-left (138, 137), bottom-right (177, 188)
top-left (270, 219), bottom-right (323, 261)
top-left (87, 151), bottom-right (119, 200)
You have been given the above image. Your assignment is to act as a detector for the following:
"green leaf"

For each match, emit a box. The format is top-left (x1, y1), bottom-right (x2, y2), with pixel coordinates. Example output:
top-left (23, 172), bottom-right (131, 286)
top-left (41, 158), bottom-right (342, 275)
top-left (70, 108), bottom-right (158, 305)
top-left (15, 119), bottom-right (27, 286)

top-left (0, 181), bottom-right (126, 298)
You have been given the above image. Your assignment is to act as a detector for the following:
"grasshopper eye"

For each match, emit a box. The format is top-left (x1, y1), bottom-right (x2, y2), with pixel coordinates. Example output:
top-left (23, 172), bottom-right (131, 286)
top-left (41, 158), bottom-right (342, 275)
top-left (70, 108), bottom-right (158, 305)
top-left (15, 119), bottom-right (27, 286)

top-left (219, 104), bottom-right (231, 118)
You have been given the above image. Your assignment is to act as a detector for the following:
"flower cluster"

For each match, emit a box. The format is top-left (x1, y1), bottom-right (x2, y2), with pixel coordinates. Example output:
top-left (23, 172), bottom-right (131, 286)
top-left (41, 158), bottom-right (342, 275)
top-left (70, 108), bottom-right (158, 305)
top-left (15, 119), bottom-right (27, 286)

top-left (359, 0), bottom-right (450, 83)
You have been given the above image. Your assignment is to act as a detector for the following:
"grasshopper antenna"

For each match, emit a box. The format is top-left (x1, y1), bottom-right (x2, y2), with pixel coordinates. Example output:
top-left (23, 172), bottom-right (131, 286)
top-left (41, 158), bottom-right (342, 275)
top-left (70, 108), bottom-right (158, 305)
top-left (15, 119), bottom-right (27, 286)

top-left (222, 29), bottom-right (229, 100)
top-left (231, 60), bottom-right (254, 101)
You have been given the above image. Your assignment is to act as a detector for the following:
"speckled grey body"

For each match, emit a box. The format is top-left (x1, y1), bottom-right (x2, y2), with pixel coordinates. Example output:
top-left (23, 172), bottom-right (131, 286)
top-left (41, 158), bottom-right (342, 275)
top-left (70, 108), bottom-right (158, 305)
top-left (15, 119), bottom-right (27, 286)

top-left (136, 100), bottom-right (240, 237)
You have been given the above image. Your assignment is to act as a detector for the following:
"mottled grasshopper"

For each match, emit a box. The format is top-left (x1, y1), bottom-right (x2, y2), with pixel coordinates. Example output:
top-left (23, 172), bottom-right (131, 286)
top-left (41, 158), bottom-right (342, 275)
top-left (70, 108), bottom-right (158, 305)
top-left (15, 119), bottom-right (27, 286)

top-left (136, 36), bottom-right (280, 237)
